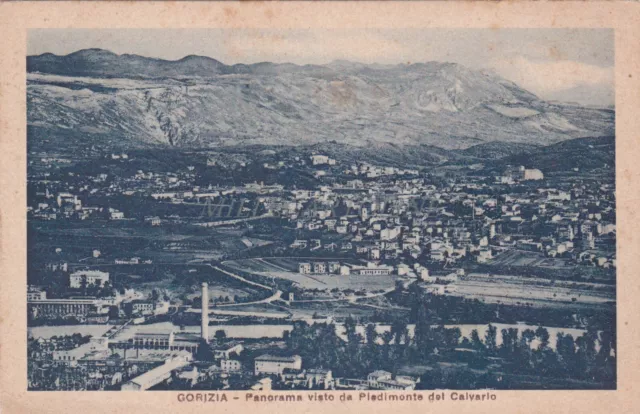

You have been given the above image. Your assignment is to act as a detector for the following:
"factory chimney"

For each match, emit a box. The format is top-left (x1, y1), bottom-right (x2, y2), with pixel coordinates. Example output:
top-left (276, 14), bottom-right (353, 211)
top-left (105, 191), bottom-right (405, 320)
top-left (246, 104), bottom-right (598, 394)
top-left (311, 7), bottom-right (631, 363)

top-left (201, 282), bottom-right (209, 343)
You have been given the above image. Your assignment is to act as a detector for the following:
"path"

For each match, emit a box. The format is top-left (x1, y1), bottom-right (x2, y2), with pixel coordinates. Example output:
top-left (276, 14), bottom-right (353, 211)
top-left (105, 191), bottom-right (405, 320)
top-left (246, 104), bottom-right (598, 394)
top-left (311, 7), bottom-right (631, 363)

top-left (207, 264), bottom-right (273, 291)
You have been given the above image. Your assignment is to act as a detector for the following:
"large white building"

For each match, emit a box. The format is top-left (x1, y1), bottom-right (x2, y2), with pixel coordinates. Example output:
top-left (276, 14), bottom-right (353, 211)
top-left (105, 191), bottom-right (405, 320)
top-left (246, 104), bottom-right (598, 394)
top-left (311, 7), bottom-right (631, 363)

top-left (121, 355), bottom-right (192, 391)
top-left (503, 166), bottom-right (544, 182)
top-left (254, 354), bottom-right (302, 375)
top-left (69, 270), bottom-right (110, 288)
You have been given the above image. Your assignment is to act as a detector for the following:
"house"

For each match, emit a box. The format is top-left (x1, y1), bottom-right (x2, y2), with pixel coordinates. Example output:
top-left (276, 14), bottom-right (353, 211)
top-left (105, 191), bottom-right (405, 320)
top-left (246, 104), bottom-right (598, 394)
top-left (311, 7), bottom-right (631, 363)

top-left (213, 343), bottom-right (244, 360)
top-left (27, 286), bottom-right (47, 301)
top-left (298, 263), bottom-right (312, 274)
top-left (367, 370), bottom-right (417, 390)
top-left (254, 354), bottom-right (302, 375)
top-left (312, 262), bottom-right (327, 274)
top-left (290, 240), bottom-right (308, 249)
top-left (221, 359), bottom-right (242, 373)
top-left (69, 270), bottom-right (109, 288)
top-left (110, 210), bottom-right (125, 220)
top-left (250, 378), bottom-right (272, 391)
top-left (121, 355), bottom-right (191, 391)
top-left (281, 368), bottom-right (334, 389)
top-left (328, 262), bottom-right (341, 274)
top-left (124, 300), bottom-right (154, 317)
top-left (367, 370), bottom-right (392, 388)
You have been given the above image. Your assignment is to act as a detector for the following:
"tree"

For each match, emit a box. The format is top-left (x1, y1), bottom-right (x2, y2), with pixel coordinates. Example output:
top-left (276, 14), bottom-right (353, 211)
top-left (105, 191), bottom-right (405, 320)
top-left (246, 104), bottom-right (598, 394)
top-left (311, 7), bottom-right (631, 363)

top-left (520, 329), bottom-right (536, 349)
top-left (365, 323), bottom-right (378, 346)
top-left (80, 275), bottom-right (88, 295)
top-left (444, 327), bottom-right (462, 349)
top-left (195, 339), bottom-right (214, 362)
top-left (535, 326), bottom-right (550, 351)
top-left (500, 328), bottom-right (519, 356)
top-left (214, 329), bottom-right (227, 344)
top-left (470, 329), bottom-right (485, 351)
top-left (484, 324), bottom-right (497, 355)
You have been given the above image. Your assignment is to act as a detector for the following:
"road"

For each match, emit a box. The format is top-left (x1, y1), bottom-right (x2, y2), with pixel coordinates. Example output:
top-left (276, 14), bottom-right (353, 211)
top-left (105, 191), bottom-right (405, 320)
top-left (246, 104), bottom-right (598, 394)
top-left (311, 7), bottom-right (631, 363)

top-left (214, 290), bottom-right (283, 307)
top-left (207, 264), bottom-right (273, 291)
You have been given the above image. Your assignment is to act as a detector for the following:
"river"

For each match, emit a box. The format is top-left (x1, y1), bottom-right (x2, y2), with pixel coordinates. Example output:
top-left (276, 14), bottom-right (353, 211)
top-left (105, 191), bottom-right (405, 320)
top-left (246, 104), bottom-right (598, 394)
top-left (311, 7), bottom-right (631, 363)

top-left (29, 321), bottom-right (587, 349)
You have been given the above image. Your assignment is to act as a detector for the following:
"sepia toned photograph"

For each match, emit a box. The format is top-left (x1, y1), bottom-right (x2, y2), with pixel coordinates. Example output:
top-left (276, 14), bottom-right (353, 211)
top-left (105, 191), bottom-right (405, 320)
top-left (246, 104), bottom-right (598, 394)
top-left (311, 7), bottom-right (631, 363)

top-left (24, 27), bottom-right (617, 393)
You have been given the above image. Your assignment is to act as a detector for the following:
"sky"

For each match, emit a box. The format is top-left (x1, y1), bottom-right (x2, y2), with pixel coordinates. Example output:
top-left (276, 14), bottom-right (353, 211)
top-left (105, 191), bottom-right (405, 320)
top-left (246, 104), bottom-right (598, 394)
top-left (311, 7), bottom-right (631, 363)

top-left (28, 29), bottom-right (614, 106)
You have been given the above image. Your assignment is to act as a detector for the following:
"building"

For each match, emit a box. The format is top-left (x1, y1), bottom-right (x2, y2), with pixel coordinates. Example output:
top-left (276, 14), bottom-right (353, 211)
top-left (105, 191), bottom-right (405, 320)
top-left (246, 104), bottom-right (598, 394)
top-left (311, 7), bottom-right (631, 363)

top-left (250, 378), bottom-right (272, 391)
top-left (327, 262), bottom-right (341, 274)
top-left (312, 262), bottom-right (327, 274)
top-left (305, 369), bottom-right (333, 389)
top-left (310, 155), bottom-right (335, 166)
top-left (121, 355), bottom-right (191, 391)
top-left (124, 300), bottom-right (154, 317)
top-left (27, 286), bottom-right (46, 301)
top-left (221, 359), bottom-right (242, 372)
top-left (69, 270), bottom-right (109, 288)
top-left (132, 332), bottom-right (175, 349)
top-left (380, 227), bottom-right (401, 241)
top-left (367, 370), bottom-right (392, 388)
top-left (110, 210), bottom-right (125, 220)
top-left (45, 262), bottom-right (68, 272)
top-left (348, 262), bottom-right (393, 276)
top-left (213, 343), bottom-right (244, 360)
top-left (298, 263), bottom-right (312, 274)
top-left (28, 298), bottom-right (97, 319)
top-left (254, 354), bottom-right (302, 375)
top-left (52, 337), bottom-right (109, 367)
top-left (503, 166), bottom-right (544, 182)
top-left (367, 370), bottom-right (417, 390)
top-left (281, 368), bottom-right (334, 389)
top-left (523, 168), bottom-right (544, 180)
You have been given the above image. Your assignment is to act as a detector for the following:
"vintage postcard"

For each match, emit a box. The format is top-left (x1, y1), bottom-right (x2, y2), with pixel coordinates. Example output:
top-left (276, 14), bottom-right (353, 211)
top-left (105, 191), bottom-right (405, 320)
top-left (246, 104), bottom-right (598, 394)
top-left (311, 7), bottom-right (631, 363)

top-left (1, 2), bottom-right (639, 414)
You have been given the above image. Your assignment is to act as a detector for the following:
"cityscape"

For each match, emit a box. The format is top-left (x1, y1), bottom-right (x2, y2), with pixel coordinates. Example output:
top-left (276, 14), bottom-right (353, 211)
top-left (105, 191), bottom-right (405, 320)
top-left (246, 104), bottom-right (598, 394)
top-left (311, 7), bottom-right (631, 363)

top-left (27, 29), bottom-right (616, 391)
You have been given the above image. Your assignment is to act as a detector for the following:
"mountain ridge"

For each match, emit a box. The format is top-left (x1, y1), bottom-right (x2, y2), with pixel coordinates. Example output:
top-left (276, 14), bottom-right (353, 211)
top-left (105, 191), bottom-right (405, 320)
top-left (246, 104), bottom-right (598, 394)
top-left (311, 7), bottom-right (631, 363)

top-left (27, 49), bottom-right (615, 150)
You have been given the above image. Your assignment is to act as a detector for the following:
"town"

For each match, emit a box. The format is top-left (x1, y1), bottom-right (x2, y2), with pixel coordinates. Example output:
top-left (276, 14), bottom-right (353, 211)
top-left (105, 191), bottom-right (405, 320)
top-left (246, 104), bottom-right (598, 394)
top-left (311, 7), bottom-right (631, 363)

top-left (27, 141), bottom-right (616, 391)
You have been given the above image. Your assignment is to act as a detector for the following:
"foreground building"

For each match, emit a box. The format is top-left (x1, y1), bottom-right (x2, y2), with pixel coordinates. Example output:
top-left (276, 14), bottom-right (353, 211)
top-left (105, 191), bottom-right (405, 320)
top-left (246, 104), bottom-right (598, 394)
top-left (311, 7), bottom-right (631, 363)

top-left (254, 354), bottom-right (302, 375)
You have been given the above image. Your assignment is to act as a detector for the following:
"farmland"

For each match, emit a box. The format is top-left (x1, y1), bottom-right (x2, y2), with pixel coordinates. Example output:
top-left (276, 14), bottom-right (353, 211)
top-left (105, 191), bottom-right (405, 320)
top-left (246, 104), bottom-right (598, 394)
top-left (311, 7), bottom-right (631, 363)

top-left (452, 273), bottom-right (615, 308)
top-left (223, 257), bottom-right (400, 291)
top-left (488, 250), bottom-right (571, 268)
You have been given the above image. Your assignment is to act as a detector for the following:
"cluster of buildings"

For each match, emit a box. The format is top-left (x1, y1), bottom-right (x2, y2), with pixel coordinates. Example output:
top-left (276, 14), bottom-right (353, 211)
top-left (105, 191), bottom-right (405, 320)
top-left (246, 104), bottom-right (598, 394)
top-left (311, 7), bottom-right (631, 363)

top-left (297, 260), bottom-right (393, 276)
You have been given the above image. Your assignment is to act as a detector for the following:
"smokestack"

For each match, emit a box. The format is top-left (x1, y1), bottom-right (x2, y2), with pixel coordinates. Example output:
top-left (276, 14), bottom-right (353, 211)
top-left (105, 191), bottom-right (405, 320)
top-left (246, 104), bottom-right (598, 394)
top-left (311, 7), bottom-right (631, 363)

top-left (201, 282), bottom-right (209, 343)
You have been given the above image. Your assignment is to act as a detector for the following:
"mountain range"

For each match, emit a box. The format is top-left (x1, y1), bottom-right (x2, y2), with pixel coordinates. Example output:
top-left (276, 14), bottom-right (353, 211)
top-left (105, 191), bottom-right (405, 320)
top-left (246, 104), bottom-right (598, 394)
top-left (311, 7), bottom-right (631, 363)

top-left (27, 49), bottom-right (615, 151)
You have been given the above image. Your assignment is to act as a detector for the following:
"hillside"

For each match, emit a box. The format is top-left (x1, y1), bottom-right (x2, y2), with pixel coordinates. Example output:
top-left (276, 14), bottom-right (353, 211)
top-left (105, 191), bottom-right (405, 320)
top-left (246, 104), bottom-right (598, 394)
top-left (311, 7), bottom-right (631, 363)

top-left (27, 49), bottom-right (615, 151)
top-left (490, 136), bottom-right (615, 172)
top-left (458, 141), bottom-right (539, 159)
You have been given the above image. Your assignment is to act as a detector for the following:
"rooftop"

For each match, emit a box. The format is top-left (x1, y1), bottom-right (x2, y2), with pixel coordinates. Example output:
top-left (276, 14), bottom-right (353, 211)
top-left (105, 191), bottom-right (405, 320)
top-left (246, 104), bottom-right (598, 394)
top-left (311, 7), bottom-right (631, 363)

top-left (255, 354), bottom-right (301, 363)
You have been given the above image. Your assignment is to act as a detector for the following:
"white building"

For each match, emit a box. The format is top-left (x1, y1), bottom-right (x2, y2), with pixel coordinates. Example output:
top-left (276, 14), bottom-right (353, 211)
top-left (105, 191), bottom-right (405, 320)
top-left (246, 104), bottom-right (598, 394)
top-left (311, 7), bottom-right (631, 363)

top-left (298, 263), bottom-right (312, 274)
top-left (69, 270), bottom-right (110, 288)
top-left (221, 359), bottom-right (242, 372)
top-left (121, 355), bottom-right (192, 391)
top-left (254, 354), bottom-right (302, 375)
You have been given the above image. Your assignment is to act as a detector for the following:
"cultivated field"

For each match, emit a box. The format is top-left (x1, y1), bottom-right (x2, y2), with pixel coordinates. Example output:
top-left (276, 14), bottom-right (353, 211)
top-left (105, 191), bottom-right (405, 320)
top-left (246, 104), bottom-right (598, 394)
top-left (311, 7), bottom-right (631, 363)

top-left (224, 258), bottom-right (399, 291)
top-left (451, 273), bottom-right (615, 307)
top-left (488, 250), bottom-right (571, 268)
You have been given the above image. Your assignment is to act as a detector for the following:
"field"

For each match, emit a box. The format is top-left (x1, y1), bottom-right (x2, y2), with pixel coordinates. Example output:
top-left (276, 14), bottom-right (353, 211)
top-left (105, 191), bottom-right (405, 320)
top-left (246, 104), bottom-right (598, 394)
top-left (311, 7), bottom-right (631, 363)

top-left (223, 258), bottom-right (399, 291)
top-left (28, 220), bottom-right (272, 267)
top-left (28, 325), bottom-right (114, 339)
top-left (488, 250), bottom-right (571, 268)
top-left (451, 273), bottom-right (615, 308)
top-left (288, 301), bottom-right (404, 320)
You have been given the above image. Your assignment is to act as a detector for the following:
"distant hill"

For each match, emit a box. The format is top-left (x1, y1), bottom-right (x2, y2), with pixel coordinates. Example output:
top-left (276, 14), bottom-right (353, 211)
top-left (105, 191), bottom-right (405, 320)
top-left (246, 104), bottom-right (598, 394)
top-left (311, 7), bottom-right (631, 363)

top-left (491, 136), bottom-right (615, 172)
top-left (27, 49), bottom-right (614, 151)
top-left (458, 141), bottom-right (539, 159)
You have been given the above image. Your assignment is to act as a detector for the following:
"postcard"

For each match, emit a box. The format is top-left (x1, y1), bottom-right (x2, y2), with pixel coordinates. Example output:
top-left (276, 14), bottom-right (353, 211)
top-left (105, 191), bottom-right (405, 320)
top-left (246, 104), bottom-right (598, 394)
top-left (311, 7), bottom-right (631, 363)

top-left (1, 2), bottom-right (639, 413)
